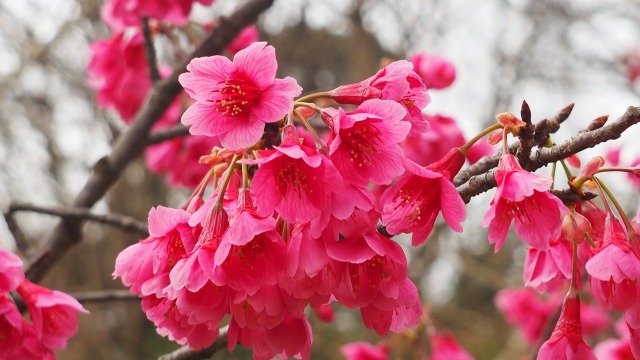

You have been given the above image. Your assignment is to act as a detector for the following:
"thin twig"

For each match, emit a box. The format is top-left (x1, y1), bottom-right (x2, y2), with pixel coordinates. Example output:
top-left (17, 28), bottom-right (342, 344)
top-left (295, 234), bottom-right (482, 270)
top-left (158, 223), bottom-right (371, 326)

top-left (457, 106), bottom-right (640, 203)
top-left (158, 326), bottom-right (229, 360)
top-left (454, 103), bottom-right (574, 186)
top-left (25, 0), bottom-right (275, 282)
top-left (8, 202), bottom-right (148, 236)
top-left (142, 17), bottom-right (161, 83)
top-left (69, 289), bottom-right (139, 303)
top-left (3, 211), bottom-right (30, 253)
top-left (148, 124), bottom-right (191, 145)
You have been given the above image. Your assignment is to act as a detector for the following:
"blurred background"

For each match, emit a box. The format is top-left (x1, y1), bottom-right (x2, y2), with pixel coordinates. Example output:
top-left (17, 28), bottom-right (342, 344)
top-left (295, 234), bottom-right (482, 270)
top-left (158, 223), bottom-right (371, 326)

top-left (1, 0), bottom-right (640, 359)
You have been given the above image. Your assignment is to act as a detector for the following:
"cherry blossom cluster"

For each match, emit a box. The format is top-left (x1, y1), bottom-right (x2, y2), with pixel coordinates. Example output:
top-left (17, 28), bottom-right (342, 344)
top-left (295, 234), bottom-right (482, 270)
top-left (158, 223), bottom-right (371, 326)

top-left (0, 249), bottom-right (88, 359)
top-left (112, 41), bottom-right (491, 359)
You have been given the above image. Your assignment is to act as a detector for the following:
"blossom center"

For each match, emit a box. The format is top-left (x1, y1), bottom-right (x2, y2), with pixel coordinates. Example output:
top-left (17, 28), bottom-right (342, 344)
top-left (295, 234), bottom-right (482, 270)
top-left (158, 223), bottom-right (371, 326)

top-left (210, 78), bottom-right (259, 117)
top-left (343, 123), bottom-right (382, 168)
top-left (275, 161), bottom-right (316, 198)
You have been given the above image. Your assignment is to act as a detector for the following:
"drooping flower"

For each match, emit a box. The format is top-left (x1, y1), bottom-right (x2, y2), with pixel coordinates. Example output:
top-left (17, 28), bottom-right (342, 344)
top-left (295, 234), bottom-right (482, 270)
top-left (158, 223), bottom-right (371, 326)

top-left (328, 60), bottom-right (430, 135)
top-left (323, 99), bottom-right (410, 186)
top-left (381, 149), bottom-right (466, 246)
top-left (0, 297), bottom-right (24, 358)
top-left (179, 42), bottom-right (302, 150)
top-left (401, 113), bottom-right (465, 166)
top-left (429, 331), bottom-right (474, 360)
top-left (495, 288), bottom-right (557, 345)
top-left (482, 154), bottom-right (568, 252)
top-left (586, 214), bottom-right (640, 311)
top-left (0, 249), bottom-right (24, 295)
top-left (87, 31), bottom-right (151, 122)
top-left (537, 293), bottom-right (597, 360)
top-left (247, 125), bottom-right (343, 223)
top-left (523, 236), bottom-right (573, 293)
top-left (409, 53), bottom-right (456, 90)
top-left (16, 280), bottom-right (88, 351)
top-left (359, 278), bottom-right (422, 336)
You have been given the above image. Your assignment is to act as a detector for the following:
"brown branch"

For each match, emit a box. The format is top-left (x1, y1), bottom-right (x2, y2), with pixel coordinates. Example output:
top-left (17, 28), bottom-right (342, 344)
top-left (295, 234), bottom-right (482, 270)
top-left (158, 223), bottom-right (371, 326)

top-left (457, 106), bottom-right (640, 203)
top-left (25, 0), bottom-right (276, 282)
top-left (69, 289), bottom-right (139, 303)
top-left (515, 100), bottom-right (536, 167)
top-left (147, 124), bottom-right (191, 145)
top-left (8, 203), bottom-right (148, 237)
top-left (454, 103), bottom-right (574, 187)
top-left (157, 326), bottom-right (229, 360)
top-left (3, 210), bottom-right (30, 254)
top-left (142, 17), bottom-right (161, 83)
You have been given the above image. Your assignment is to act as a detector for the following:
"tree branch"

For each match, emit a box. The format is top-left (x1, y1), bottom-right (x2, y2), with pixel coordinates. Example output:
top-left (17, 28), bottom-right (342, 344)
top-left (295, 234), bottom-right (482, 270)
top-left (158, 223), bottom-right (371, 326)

top-left (7, 203), bottom-right (148, 237)
top-left (157, 326), bottom-right (229, 360)
top-left (25, 0), bottom-right (276, 282)
top-left (70, 289), bottom-right (140, 303)
top-left (454, 103), bottom-right (574, 186)
top-left (457, 106), bottom-right (640, 203)
top-left (148, 124), bottom-right (191, 145)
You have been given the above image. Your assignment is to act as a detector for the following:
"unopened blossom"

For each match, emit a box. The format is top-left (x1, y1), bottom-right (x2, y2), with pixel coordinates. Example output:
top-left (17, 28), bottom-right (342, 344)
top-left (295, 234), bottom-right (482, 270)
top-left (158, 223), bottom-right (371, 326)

top-left (0, 249), bottom-right (24, 294)
top-left (16, 280), bottom-right (88, 351)
top-left (312, 303), bottom-right (334, 323)
top-left (248, 125), bottom-right (343, 223)
top-left (538, 293), bottom-right (597, 360)
top-left (180, 42), bottom-right (302, 150)
top-left (341, 341), bottom-right (389, 360)
top-left (483, 154), bottom-right (568, 252)
top-left (381, 149), bottom-right (466, 246)
top-left (586, 214), bottom-right (640, 311)
top-left (323, 99), bottom-right (410, 186)
top-left (102, 0), bottom-right (215, 31)
top-left (409, 53), bottom-right (456, 90)
top-left (430, 331), bottom-right (474, 360)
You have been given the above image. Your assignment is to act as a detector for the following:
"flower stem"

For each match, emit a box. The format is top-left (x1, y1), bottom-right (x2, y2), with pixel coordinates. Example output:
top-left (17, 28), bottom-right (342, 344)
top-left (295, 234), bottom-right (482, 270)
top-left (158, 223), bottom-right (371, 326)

top-left (460, 123), bottom-right (502, 154)
top-left (295, 91), bottom-right (331, 104)
top-left (293, 108), bottom-right (328, 154)
top-left (593, 177), bottom-right (635, 232)
top-left (559, 160), bottom-right (573, 181)
top-left (241, 162), bottom-right (249, 189)
top-left (214, 154), bottom-right (240, 209)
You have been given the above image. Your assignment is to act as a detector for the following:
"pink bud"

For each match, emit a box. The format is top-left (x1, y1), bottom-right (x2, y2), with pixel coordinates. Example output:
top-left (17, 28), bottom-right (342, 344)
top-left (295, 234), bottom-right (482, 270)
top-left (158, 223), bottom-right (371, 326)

top-left (580, 156), bottom-right (605, 178)
top-left (562, 212), bottom-right (592, 244)
top-left (409, 53), bottom-right (456, 90)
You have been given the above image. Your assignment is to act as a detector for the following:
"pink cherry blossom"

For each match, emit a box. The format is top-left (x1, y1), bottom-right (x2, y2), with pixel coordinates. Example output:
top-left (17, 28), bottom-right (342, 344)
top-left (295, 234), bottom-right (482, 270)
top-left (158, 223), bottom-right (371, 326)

top-left (323, 99), bottom-right (410, 186)
top-left (586, 214), bottom-right (640, 311)
top-left (430, 331), bottom-right (474, 360)
top-left (327, 231), bottom-right (405, 308)
top-left (17, 280), bottom-right (88, 351)
top-left (341, 341), bottom-right (389, 360)
top-left (87, 31), bottom-right (151, 122)
top-left (210, 189), bottom-right (286, 294)
top-left (538, 294), bottom-right (597, 360)
top-left (0, 249), bottom-right (24, 295)
top-left (594, 337), bottom-right (634, 360)
top-left (101, 0), bottom-right (215, 31)
top-left (409, 53), bottom-right (456, 90)
top-left (381, 150), bottom-right (466, 246)
top-left (179, 42), bottom-right (302, 150)
top-left (482, 154), bottom-right (568, 252)
top-left (312, 303), bottom-right (334, 322)
top-left (359, 278), bottom-right (422, 336)
top-left (248, 125), bottom-right (343, 223)
top-left (12, 323), bottom-right (55, 360)
top-left (227, 315), bottom-right (313, 360)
